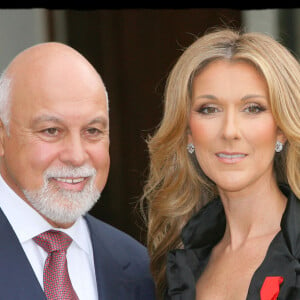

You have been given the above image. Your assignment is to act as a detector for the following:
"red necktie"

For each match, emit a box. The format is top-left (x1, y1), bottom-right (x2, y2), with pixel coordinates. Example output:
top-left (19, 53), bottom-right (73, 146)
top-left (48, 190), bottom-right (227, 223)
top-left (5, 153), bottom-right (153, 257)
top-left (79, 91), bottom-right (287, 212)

top-left (33, 230), bottom-right (79, 300)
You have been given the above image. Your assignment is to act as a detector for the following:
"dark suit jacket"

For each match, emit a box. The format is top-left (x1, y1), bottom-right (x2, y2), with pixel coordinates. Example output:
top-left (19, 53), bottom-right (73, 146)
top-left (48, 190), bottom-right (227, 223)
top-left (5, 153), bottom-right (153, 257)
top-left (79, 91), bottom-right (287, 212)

top-left (0, 209), bottom-right (156, 300)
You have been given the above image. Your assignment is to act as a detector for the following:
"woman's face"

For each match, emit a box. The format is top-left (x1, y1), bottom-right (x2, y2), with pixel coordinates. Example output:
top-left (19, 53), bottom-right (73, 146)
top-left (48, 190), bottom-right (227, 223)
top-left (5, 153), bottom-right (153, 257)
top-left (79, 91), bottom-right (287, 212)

top-left (188, 59), bottom-right (286, 194)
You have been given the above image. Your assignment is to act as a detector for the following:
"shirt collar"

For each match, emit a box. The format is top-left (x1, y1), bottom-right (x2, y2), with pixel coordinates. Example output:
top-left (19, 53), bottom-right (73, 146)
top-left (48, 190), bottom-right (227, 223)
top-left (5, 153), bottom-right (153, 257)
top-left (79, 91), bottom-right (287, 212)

top-left (0, 174), bottom-right (91, 255)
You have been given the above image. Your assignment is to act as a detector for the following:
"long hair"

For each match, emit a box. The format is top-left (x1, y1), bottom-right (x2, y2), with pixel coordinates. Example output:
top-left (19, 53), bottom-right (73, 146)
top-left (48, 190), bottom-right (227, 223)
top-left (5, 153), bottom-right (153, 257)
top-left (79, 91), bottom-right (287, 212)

top-left (141, 27), bottom-right (300, 298)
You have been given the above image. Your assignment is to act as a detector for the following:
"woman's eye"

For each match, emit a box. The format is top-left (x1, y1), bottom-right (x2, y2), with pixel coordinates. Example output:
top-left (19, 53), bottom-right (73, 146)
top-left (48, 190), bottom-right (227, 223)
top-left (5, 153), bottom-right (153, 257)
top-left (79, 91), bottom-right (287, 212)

top-left (244, 104), bottom-right (266, 114)
top-left (198, 106), bottom-right (219, 114)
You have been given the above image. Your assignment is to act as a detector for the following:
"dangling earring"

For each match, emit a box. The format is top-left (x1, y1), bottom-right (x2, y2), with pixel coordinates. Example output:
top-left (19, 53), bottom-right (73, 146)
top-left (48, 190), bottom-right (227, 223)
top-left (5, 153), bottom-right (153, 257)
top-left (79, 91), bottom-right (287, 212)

top-left (275, 141), bottom-right (283, 153)
top-left (187, 143), bottom-right (195, 154)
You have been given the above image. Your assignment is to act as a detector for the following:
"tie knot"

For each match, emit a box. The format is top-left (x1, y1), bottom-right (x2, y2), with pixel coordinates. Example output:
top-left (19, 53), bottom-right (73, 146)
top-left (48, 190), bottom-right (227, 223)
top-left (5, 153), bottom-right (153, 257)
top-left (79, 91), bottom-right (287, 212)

top-left (33, 230), bottom-right (73, 253)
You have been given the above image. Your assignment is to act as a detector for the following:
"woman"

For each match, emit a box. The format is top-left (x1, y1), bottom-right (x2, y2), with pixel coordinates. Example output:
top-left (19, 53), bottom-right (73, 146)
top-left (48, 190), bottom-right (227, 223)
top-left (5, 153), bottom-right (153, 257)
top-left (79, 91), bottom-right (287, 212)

top-left (141, 27), bottom-right (300, 299)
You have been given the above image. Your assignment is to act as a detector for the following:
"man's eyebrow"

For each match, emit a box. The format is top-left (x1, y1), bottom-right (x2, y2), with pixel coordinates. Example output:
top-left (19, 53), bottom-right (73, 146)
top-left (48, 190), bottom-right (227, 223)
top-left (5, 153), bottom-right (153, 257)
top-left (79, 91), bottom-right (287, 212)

top-left (31, 114), bottom-right (109, 128)
top-left (31, 115), bottom-right (62, 125)
top-left (87, 116), bottom-right (108, 128)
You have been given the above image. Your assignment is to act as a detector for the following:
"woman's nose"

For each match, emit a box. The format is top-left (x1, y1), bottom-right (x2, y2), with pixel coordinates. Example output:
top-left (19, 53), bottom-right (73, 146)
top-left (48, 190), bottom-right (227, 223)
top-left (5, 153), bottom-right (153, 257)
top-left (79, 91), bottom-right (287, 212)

top-left (221, 111), bottom-right (241, 140)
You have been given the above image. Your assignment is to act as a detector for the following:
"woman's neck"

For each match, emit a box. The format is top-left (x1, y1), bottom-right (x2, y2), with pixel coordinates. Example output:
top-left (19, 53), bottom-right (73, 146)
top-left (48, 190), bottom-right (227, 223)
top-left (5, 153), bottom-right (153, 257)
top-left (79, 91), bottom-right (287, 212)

top-left (218, 177), bottom-right (287, 251)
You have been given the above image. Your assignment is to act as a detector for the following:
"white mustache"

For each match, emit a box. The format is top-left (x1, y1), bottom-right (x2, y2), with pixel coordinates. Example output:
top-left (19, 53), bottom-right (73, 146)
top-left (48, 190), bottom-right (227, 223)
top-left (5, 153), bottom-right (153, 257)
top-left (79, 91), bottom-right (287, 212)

top-left (44, 165), bottom-right (96, 179)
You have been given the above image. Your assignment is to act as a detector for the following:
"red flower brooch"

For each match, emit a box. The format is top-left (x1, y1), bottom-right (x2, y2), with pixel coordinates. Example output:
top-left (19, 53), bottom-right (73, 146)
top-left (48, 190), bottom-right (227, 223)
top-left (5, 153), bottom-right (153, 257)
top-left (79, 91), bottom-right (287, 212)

top-left (260, 276), bottom-right (284, 300)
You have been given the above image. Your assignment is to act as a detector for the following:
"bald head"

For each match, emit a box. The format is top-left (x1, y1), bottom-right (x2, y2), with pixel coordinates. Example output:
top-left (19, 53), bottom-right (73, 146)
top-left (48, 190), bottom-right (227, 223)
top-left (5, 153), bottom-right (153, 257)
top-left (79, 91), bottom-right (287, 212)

top-left (6, 42), bottom-right (102, 82)
top-left (0, 42), bottom-right (108, 131)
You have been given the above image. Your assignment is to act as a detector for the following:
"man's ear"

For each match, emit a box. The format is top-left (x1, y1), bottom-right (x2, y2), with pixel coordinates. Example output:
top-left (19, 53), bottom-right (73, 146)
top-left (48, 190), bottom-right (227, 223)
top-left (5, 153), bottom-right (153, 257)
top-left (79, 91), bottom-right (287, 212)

top-left (0, 120), bottom-right (7, 156)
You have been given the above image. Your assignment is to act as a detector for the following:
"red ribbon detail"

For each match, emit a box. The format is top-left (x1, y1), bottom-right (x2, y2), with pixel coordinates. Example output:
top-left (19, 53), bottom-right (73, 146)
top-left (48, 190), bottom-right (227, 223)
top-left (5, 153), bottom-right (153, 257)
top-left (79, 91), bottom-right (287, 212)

top-left (260, 276), bottom-right (284, 300)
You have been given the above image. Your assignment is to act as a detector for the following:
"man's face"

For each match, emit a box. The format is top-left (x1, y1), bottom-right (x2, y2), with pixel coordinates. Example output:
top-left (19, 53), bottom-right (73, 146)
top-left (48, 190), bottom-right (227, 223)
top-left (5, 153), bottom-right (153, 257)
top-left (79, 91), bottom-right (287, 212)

top-left (0, 56), bottom-right (110, 227)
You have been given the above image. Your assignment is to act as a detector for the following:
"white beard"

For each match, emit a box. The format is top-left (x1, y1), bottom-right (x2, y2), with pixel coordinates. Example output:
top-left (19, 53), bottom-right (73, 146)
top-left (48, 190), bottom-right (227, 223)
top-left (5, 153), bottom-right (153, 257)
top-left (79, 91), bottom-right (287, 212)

top-left (22, 164), bottom-right (101, 225)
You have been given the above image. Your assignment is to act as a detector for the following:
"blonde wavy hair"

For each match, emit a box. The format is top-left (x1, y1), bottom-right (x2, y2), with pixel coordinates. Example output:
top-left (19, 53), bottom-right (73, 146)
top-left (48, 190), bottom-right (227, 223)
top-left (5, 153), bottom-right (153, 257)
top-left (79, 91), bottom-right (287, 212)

top-left (141, 27), bottom-right (300, 298)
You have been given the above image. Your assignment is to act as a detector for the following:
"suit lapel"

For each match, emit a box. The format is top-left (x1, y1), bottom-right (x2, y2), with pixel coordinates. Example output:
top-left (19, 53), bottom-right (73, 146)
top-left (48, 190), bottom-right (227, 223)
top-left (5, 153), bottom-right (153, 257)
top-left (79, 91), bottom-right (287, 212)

top-left (0, 208), bottom-right (138, 300)
top-left (0, 208), bottom-right (46, 299)
top-left (85, 214), bottom-right (138, 300)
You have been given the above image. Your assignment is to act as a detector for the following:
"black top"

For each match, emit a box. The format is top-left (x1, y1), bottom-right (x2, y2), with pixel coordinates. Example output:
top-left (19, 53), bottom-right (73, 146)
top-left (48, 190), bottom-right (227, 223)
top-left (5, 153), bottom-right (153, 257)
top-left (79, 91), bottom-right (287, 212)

top-left (165, 185), bottom-right (300, 299)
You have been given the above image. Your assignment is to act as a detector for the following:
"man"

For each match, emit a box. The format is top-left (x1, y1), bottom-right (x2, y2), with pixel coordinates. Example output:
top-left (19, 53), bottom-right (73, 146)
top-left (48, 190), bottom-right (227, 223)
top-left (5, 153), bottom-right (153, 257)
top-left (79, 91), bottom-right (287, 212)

top-left (0, 42), bottom-right (155, 299)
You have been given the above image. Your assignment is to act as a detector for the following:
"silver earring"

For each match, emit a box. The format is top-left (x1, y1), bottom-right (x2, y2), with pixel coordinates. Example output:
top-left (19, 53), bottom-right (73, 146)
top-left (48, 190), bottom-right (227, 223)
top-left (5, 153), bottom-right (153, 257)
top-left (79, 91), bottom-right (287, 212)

top-left (187, 143), bottom-right (195, 154)
top-left (275, 141), bottom-right (283, 153)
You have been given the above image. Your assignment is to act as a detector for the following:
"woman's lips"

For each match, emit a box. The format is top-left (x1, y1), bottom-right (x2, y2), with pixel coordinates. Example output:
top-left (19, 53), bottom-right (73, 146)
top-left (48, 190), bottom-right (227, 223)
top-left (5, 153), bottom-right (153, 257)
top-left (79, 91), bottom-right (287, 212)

top-left (215, 152), bottom-right (248, 164)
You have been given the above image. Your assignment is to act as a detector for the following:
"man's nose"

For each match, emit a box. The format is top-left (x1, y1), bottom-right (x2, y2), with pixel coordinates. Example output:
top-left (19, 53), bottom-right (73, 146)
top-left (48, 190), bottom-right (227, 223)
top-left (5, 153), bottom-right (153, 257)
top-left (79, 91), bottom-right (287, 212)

top-left (59, 134), bottom-right (88, 167)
